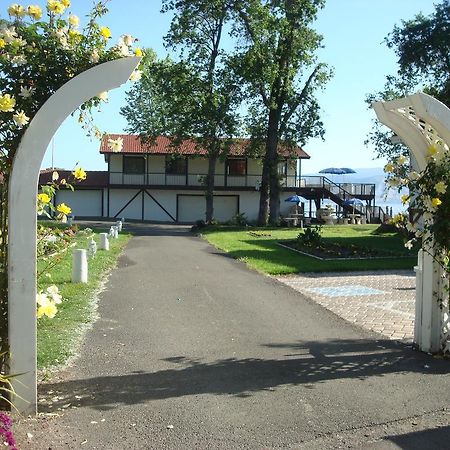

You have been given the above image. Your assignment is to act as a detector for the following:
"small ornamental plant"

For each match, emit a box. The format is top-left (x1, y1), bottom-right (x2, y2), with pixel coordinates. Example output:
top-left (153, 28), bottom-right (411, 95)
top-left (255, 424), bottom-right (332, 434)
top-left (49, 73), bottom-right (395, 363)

top-left (384, 141), bottom-right (449, 311)
top-left (0, 1), bottom-right (142, 388)
top-left (0, 411), bottom-right (17, 450)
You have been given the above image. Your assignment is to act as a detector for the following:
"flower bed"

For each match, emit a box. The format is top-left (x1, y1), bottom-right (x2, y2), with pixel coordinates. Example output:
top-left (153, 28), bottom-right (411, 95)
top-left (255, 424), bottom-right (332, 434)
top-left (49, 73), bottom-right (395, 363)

top-left (279, 240), bottom-right (411, 261)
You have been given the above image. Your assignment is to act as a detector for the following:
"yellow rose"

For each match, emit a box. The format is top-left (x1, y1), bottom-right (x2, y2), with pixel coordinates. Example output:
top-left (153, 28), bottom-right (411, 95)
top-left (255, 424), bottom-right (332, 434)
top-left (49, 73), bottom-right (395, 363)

top-left (56, 203), bottom-right (71, 215)
top-left (396, 155), bottom-right (408, 165)
top-left (400, 194), bottom-right (410, 204)
top-left (384, 163), bottom-right (395, 173)
top-left (0, 94), bottom-right (16, 112)
top-left (134, 47), bottom-right (143, 57)
top-left (431, 198), bottom-right (442, 208)
top-left (435, 181), bottom-right (447, 194)
top-left (0, 38), bottom-right (5, 49)
top-left (8, 4), bottom-right (26, 18)
top-left (61, 0), bottom-right (70, 6)
top-left (72, 167), bottom-right (87, 181)
top-left (37, 193), bottom-right (51, 204)
top-left (47, 0), bottom-right (65, 14)
top-left (427, 144), bottom-right (439, 157)
top-left (100, 26), bottom-right (112, 39)
top-left (27, 5), bottom-right (42, 20)
top-left (37, 300), bottom-right (57, 319)
top-left (68, 14), bottom-right (79, 27)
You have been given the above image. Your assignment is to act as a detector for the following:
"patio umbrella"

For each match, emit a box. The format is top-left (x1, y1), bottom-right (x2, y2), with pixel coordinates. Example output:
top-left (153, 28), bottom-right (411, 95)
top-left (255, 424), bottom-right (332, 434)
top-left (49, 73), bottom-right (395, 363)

top-left (285, 195), bottom-right (306, 204)
top-left (338, 167), bottom-right (356, 183)
top-left (343, 198), bottom-right (364, 215)
top-left (319, 167), bottom-right (347, 175)
top-left (285, 195), bottom-right (306, 214)
top-left (319, 167), bottom-right (347, 183)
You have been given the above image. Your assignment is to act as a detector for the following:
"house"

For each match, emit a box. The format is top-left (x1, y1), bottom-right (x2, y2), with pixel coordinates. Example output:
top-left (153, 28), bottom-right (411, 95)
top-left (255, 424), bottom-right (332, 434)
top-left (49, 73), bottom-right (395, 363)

top-left (43, 134), bottom-right (310, 223)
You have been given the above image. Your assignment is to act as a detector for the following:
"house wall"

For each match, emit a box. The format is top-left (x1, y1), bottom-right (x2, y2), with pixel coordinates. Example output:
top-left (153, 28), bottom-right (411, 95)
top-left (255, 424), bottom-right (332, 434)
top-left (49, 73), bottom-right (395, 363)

top-left (59, 184), bottom-right (299, 223)
top-left (55, 189), bottom-right (103, 217)
top-left (110, 154), bottom-right (122, 172)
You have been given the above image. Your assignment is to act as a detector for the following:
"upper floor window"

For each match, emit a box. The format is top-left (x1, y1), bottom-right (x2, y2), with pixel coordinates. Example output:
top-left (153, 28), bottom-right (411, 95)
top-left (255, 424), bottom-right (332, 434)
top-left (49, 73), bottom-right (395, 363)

top-left (278, 161), bottom-right (287, 176)
top-left (227, 158), bottom-right (246, 176)
top-left (166, 156), bottom-right (187, 175)
top-left (123, 156), bottom-right (145, 174)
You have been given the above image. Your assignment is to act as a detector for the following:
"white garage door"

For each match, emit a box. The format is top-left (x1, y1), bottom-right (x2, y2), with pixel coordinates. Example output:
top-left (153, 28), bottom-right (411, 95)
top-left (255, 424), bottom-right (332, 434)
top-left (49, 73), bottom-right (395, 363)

top-left (178, 195), bottom-right (238, 223)
top-left (56, 189), bottom-right (102, 217)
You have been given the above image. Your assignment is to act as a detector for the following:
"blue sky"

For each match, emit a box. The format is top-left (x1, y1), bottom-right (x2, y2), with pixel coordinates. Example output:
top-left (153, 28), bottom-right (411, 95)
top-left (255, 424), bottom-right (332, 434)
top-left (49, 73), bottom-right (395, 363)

top-left (11, 0), bottom-right (434, 173)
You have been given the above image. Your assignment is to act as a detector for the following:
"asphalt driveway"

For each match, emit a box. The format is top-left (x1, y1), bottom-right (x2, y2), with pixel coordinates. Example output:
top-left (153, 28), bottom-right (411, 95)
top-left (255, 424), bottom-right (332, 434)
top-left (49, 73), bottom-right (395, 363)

top-left (18, 223), bottom-right (450, 449)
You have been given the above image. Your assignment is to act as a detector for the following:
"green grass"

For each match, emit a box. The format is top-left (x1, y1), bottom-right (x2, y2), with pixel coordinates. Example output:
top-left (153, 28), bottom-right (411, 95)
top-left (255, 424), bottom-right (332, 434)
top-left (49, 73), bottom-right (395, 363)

top-left (202, 224), bottom-right (417, 275)
top-left (37, 227), bottom-right (131, 370)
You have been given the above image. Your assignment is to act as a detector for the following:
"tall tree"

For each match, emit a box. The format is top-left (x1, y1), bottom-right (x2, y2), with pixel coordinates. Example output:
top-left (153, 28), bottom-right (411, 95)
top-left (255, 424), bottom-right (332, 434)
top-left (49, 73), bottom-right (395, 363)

top-left (232, 0), bottom-right (331, 225)
top-left (122, 0), bottom-right (241, 223)
top-left (367, 0), bottom-right (450, 161)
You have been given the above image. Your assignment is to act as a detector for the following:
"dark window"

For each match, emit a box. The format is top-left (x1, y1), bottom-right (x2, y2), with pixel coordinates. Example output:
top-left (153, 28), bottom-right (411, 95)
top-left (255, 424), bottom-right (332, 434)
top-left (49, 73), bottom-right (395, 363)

top-left (166, 156), bottom-right (187, 175)
top-left (123, 156), bottom-right (145, 174)
top-left (278, 161), bottom-right (287, 175)
top-left (227, 158), bottom-right (246, 176)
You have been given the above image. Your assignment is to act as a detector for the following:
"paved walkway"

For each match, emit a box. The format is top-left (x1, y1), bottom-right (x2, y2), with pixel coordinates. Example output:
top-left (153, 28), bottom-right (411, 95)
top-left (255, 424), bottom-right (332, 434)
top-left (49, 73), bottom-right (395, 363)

top-left (276, 270), bottom-right (415, 342)
top-left (16, 224), bottom-right (449, 449)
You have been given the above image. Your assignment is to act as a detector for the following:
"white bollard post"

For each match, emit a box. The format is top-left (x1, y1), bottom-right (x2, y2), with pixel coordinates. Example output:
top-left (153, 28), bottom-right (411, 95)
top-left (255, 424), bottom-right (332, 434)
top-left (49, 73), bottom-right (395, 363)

top-left (72, 249), bottom-right (88, 283)
top-left (99, 232), bottom-right (110, 250)
top-left (112, 225), bottom-right (119, 238)
top-left (116, 220), bottom-right (122, 232)
top-left (67, 215), bottom-right (73, 226)
top-left (88, 237), bottom-right (97, 258)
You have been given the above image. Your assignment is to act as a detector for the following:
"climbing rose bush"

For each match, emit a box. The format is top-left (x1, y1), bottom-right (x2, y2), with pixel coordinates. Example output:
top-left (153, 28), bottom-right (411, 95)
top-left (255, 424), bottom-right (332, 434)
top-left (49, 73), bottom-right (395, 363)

top-left (0, 0), bottom-right (142, 393)
top-left (384, 141), bottom-right (449, 271)
top-left (385, 140), bottom-right (450, 327)
top-left (0, 0), bottom-right (142, 163)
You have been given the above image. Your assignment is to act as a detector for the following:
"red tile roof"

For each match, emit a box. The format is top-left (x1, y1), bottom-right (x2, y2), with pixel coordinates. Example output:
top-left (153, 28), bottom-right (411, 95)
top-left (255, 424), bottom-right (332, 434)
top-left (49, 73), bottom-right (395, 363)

top-left (100, 134), bottom-right (310, 159)
top-left (39, 169), bottom-right (108, 188)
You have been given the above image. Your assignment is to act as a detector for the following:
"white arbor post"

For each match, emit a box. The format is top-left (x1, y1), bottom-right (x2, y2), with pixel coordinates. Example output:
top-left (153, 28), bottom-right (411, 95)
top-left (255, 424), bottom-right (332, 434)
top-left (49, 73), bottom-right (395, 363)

top-left (373, 92), bottom-right (450, 353)
top-left (8, 56), bottom-right (140, 415)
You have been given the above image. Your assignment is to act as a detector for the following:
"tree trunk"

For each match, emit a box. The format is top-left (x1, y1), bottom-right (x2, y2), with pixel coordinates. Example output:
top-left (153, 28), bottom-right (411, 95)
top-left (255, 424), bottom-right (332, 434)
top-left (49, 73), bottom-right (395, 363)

top-left (264, 108), bottom-right (280, 226)
top-left (205, 153), bottom-right (217, 223)
top-left (257, 159), bottom-right (270, 226)
top-left (269, 167), bottom-right (280, 224)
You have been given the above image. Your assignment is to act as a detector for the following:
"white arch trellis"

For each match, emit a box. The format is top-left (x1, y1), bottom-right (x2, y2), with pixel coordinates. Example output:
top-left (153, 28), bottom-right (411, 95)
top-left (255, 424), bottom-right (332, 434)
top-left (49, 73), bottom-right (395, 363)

top-left (373, 92), bottom-right (450, 354)
top-left (8, 56), bottom-right (141, 415)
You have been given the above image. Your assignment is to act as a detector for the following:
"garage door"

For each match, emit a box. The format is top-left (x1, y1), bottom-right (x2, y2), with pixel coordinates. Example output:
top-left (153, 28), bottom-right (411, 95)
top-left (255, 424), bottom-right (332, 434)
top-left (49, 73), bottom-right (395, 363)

top-left (55, 189), bottom-right (102, 217)
top-left (178, 195), bottom-right (238, 223)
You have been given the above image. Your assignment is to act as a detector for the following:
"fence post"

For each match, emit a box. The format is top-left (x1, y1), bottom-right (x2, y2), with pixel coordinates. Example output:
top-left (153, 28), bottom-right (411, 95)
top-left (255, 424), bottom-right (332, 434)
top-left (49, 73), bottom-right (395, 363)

top-left (72, 249), bottom-right (88, 283)
top-left (99, 232), bottom-right (109, 250)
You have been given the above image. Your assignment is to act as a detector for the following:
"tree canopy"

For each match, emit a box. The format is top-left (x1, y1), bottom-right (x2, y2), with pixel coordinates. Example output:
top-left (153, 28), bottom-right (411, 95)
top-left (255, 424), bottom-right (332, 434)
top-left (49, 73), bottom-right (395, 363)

top-left (367, 0), bottom-right (450, 160)
top-left (232, 0), bottom-right (332, 224)
top-left (122, 0), bottom-right (242, 223)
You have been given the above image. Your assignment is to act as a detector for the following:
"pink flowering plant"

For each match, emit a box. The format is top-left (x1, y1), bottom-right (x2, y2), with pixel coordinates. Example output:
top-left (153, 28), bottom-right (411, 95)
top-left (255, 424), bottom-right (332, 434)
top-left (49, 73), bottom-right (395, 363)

top-left (0, 411), bottom-right (17, 450)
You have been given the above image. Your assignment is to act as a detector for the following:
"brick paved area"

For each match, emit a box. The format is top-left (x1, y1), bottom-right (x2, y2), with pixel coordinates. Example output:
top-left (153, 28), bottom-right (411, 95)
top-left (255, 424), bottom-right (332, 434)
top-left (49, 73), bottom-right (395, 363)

top-left (275, 270), bottom-right (415, 342)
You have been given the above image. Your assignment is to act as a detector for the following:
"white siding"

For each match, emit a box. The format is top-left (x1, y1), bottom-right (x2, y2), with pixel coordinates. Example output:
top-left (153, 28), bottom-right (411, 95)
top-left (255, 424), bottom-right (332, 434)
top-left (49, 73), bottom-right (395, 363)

top-left (109, 188), bottom-right (142, 219)
top-left (55, 190), bottom-right (102, 217)
top-left (177, 195), bottom-right (205, 223)
top-left (143, 190), bottom-right (177, 222)
top-left (177, 195), bottom-right (238, 223)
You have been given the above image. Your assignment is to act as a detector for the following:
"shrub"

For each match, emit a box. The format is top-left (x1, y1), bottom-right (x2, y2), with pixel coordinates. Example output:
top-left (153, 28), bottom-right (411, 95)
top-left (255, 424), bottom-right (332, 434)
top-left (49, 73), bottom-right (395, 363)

top-left (297, 225), bottom-right (322, 247)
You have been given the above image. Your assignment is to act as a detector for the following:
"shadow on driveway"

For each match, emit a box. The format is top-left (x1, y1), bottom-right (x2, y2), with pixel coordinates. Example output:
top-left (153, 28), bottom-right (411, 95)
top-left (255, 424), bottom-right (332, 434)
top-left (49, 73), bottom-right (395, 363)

top-left (38, 338), bottom-right (449, 412)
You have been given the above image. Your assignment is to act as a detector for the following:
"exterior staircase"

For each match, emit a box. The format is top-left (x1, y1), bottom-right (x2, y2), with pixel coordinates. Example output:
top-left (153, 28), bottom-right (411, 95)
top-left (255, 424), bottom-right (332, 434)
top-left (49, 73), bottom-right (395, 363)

top-left (297, 176), bottom-right (390, 223)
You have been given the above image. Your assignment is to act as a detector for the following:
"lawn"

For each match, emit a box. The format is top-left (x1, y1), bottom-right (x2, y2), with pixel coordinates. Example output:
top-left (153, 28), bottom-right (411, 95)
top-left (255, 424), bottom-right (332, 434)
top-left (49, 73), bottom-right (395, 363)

top-left (201, 224), bottom-right (417, 275)
top-left (37, 224), bottom-right (131, 371)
